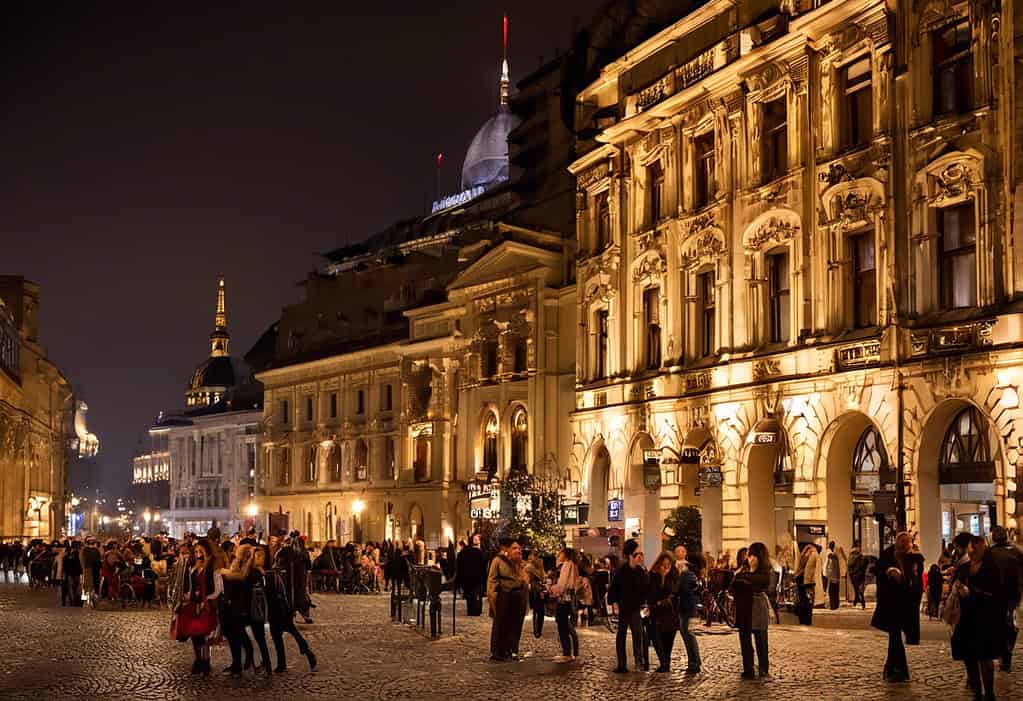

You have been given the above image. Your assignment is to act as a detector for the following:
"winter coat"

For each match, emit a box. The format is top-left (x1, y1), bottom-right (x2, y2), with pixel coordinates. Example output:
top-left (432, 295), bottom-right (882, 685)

top-left (871, 545), bottom-right (919, 634)
top-left (825, 552), bottom-right (840, 580)
top-left (486, 555), bottom-right (526, 614)
top-left (990, 542), bottom-right (1023, 606)
top-left (646, 570), bottom-right (678, 632)
top-left (796, 548), bottom-right (821, 588)
top-left (607, 564), bottom-right (649, 616)
top-left (951, 553), bottom-right (1008, 661)
top-left (454, 545), bottom-right (486, 595)
top-left (730, 567), bottom-right (771, 631)
top-left (674, 565), bottom-right (700, 618)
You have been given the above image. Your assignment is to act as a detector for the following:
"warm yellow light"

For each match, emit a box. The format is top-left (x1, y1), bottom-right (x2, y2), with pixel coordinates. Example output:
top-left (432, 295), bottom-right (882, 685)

top-left (101, 516), bottom-right (110, 525)
top-left (246, 503), bottom-right (259, 518)
top-left (153, 512), bottom-right (161, 522)
top-left (143, 511), bottom-right (152, 522)
top-left (352, 499), bottom-right (365, 515)
top-left (70, 497), bottom-right (80, 507)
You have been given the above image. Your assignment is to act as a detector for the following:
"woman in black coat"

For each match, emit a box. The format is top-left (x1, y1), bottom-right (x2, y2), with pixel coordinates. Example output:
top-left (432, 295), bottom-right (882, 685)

top-left (871, 532), bottom-right (918, 683)
top-left (646, 553), bottom-right (679, 673)
top-left (951, 536), bottom-right (1006, 700)
top-left (730, 541), bottom-right (772, 679)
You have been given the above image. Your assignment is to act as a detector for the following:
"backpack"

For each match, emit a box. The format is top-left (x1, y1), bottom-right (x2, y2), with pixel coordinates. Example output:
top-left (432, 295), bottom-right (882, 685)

top-left (251, 578), bottom-right (268, 624)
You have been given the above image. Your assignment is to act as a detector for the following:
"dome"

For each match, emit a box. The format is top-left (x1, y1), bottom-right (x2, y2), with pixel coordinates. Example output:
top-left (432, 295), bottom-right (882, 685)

top-left (188, 356), bottom-right (241, 392)
top-left (461, 105), bottom-right (520, 191)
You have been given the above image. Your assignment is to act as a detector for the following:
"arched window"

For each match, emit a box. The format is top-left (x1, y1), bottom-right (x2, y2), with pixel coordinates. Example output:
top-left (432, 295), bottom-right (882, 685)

top-left (304, 445), bottom-right (317, 483)
top-left (355, 439), bottom-right (368, 481)
top-left (940, 406), bottom-right (994, 482)
top-left (483, 412), bottom-right (499, 480)
top-left (852, 426), bottom-right (888, 493)
top-left (329, 444), bottom-right (341, 482)
top-left (510, 408), bottom-right (528, 475)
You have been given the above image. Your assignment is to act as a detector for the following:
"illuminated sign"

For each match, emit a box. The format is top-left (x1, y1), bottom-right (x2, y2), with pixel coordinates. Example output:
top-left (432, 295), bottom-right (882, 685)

top-left (753, 431), bottom-right (777, 445)
top-left (680, 447), bottom-right (701, 464)
top-left (607, 499), bottom-right (623, 522)
top-left (431, 185), bottom-right (485, 213)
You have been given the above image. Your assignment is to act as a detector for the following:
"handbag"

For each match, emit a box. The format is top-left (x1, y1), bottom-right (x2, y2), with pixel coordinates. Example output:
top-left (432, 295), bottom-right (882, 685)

top-left (942, 585), bottom-right (961, 627)
top-left (752, 592), bottom-right (771, 631)
top-left (251, 580), bottom-right (268, 624)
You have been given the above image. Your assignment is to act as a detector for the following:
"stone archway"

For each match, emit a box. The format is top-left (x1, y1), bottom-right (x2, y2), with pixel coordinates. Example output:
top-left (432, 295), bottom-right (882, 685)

top-left (586, 442), bottom-right (612, 527)
top-left (626, 432), bottom-right (660, 559)
top-left (741, 418), bottom-right (793, 553)
top-left (683, 426), bottom-right (722, 556)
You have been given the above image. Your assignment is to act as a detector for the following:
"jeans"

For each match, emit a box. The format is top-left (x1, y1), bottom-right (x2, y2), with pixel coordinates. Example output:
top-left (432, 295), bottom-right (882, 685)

top-left (738, 627), bottom-right (768, 675)
top-left (270, 618), bottom-right (310, 670)
top-left (63, 575), bottom-right (82, 606)
top-left (885, 629), bottom-right (908, 678)
top-left (652, 624), bottom-right (675, 669)
top-left (828, 579), bottom-right (840, 610)
top-left (555, 602), bottom-right (578, 656)
top-left (678, 614), bottom-right (701, 670)
top-left (465, 589), bottom-right (483, 617)
top-left (615, 611), bottom-right (645, 670)
top-left (530, 590), bottom-right (545, 638)
top-left (227, 620), bottom-right (270, 672)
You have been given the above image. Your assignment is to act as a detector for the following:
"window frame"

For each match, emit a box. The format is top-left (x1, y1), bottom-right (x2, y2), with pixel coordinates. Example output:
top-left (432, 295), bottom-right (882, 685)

top-left (595, 309), bottom-right (610, 379)
top-left (595, 190), bottom-right (611, 251)
top-left (937, 202), bottom-right (977, 310)
top-left (643, 286), bottom-right (661, 370)
top-left (768, 251), bottom-right (791, 344)
top-left (693, 131), bottom-right (716, 210)
top-left (648, 160), bottom-right (665, 224)
top-left (699, 270), bottom-right (716, 358)
top-left (850, 229), bottom-right (877, 328)
top-left (842, 56), bottom-right (873, 150)
top-left (761, 97), bottom-right (788, 183)
top-left (931, 18), bottom-right (973, 117)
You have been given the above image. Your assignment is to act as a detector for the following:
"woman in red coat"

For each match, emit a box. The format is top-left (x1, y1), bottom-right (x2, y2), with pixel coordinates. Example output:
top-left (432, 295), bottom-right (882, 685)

top-left (175, 540), bottom-right (223, 676)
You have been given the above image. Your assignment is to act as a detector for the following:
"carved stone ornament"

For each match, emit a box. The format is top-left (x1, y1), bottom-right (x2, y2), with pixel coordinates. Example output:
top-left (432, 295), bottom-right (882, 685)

top-left (928, 160), bottom-right (980, 206)
top-left (632, 254), bottom-right (667, 284)
top-left (582, 282), bottom-right (613, 307)
top-left (636, 228), bottom-right (664, 254)
top-left (681, 231), bottom-right (725, 269)
top-left (753, 359), bottom-right (782, 381)
top-left (745, 216), bottom-right (800, 251)
top-left (684, 211), bottom-right (718, 238)
top-left (577, 162), bottom-right (610, 190)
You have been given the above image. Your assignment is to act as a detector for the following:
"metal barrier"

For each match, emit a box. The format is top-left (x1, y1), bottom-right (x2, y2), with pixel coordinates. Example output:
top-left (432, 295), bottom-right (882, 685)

top-left (390, 563), bottom-right (456, 639)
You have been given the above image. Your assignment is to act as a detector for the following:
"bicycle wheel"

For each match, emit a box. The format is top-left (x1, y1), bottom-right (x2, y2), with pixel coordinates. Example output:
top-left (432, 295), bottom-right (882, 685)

top-left (717, 591), bottom-right (736, 628)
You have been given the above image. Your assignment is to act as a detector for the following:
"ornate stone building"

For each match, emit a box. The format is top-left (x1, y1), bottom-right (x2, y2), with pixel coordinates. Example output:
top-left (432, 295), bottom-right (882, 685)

top-left (0, 276), bottom-right (72, 539)
top-left (568, 0), bottom-right (1021, 561)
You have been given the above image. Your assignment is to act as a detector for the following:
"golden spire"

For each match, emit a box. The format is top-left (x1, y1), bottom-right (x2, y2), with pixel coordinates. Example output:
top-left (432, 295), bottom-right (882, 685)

top-left (210, 278), bottom-right (229, 357)
top-left (500, 15), bottom-right (509, 106)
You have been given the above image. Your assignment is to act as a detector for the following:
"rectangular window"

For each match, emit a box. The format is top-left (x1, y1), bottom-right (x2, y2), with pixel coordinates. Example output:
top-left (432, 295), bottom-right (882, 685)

top-left (842, 57), bottom-right (872, 149)
top-left (699, 272), bottom-right (716, 357)
top-left (304, 396), bottom-right (313, 422)
top-left (482, 341), bottom-right (498, 378)
top-left (384, 438), bottom-right (396, 481)
top-left (644, 287), bottom-right (661, 369)
top-left (278, 447), bottom-right (291, 487)
top-left (768, 252), bottom-right (791, 343)
top-left (329, 392), bottom-right (338, 419)
top-left (596, 309), bottom-right (609, 379)
top-left (648, 160), bottom-right (665, 223)
top-left (356, 389), bottom-right (365, 415)
top-left (513, 338), bottom-right (528, 374)
top-left (694, 131), bottom-right (716, 209)
top-left (281, 399), bottom-right (289, 425)
top-left (933, 19), bottom-right (973, 116)
top-left (595, 191), bottom-right (611, 250)
top-left (383, 384), bottom-right (393, 411)
top-left (221, 489), bottom-right (229, 509)
top-left (762, 97), bottom-right (788, 182)
top-left (939, 203), bottom-right (977, 309)
top-left (851, 232), bottom-right (877, 327)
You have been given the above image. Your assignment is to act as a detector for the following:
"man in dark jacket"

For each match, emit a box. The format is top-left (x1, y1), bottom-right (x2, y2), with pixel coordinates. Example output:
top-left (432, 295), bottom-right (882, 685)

top-left (871, 532), bottom-right (918, 682)
top-left (673, 545), bottom-right (701, 673)
top-left (608, 539), bottom-right (649, 673)
top-left (990, 526), bottom-right (1023, 671)
top-left (455, 534), bottom-right (486, 616)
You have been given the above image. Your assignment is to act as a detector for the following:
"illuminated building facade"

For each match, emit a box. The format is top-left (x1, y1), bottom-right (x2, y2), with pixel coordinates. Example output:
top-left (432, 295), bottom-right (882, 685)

top-left (160, 279), bottom-right (264, 538)
top-left (568, 0), bottom-right (1022, 561)
top-left (0, 276), bottom-right (72, 539)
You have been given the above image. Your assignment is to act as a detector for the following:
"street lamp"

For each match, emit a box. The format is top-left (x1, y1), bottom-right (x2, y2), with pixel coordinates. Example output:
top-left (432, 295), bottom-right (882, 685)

top-left (246, 502), bottom-right (259, 518)
top-left (352, 499), bottom-right (365, 515)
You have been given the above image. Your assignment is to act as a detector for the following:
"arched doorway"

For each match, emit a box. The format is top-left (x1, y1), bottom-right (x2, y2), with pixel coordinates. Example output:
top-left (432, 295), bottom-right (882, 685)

top-left (683, 427), bottom-right (722, 556)
top-left (588, 444), bottom-right (611, 526)
top-left (482, 411), bottom-right (499, 480)
top-left (409, 503), bottom-right (425, 542)
top-left (509, 407), bottom-right (528, 475)
top-left (917, 402), bottom-right (1002, 562)
top-left (744, 418), bottom-right (794, 555)
top-left (627, 433), bottom-right (661, 560)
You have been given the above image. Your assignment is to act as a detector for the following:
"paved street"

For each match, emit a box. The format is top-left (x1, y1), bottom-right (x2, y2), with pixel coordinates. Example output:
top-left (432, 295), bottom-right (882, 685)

top-left (0, 581), bottom-right (1020, 700)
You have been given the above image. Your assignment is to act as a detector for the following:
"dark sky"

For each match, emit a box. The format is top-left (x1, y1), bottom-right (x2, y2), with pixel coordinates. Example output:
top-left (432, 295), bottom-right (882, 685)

top-left (2, 1), bottom-right (595, 497)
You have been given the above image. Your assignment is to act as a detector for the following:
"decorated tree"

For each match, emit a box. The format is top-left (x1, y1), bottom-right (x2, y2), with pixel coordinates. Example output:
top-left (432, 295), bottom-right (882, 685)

top-left (494, 470), bottom-right (565, 556)
top-left (662, 505), bottom-right (702, 553)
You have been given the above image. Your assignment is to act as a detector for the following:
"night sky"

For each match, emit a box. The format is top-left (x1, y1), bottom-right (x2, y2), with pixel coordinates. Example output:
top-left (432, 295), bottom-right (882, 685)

top-left (2, 1), bottom-right (595, 496)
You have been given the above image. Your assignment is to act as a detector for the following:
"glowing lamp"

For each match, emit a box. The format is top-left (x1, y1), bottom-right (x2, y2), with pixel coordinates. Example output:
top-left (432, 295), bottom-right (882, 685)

top-left (352, 499), bottom-right (366, 515)
top-left (246, 503), bottom-right (259, 518)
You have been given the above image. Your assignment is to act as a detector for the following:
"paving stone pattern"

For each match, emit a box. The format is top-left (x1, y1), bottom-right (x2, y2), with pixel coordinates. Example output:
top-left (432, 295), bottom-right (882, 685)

top-left (0, 582), bottom-right (1020, 700)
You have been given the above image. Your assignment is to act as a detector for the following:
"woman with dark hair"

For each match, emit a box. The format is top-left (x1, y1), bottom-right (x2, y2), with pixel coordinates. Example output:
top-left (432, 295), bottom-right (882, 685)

top-left (646, 551), bottom-right (679, 672)
top-left (950, 535), bottom-right (1006, 700)
top-left (730, 542), bottom-right (772, 679)
top-left (175, 540), bottom-right (223, 676)
top-left (220, 544), bottom-right (272, 677)
top-left (548, 546), bottom-right (580, 662)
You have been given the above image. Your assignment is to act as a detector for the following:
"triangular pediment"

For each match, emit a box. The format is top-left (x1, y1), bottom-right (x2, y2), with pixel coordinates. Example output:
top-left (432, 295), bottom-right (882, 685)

top-left (448, 241), bottom-right (561, 293)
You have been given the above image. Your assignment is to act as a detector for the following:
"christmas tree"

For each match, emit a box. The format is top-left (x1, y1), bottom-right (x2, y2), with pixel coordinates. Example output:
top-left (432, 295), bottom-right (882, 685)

top-left (495, 470), bottom-right (565, 556)
top-left (662, 505), bottom-right (702, 553)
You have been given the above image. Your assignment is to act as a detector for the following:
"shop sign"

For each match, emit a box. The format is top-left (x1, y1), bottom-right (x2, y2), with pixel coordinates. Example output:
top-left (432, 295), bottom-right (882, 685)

top-left (698, 467), bottom-right (724, 488)
top-left (607, 498), bottom-right (623, 522)
top-left (561, 503), bottom-right (589, 525)
top-left (680, 447), bottom-right (701, 464)
top-left (752, 431), bottom-right (777, 445)
top-left (643, 450), bottom-right (662, 490)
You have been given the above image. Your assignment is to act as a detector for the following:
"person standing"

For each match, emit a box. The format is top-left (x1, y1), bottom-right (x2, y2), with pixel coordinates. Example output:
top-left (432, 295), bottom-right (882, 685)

top-left (847, 541), bottom-right (867, 609)
top-left (950, 535), bottom-right (1007, 700)
top-left (646, 552), bottom-right (678, 673)
top-left (673, 545), bottom-right (702, 673)
top-left (62, 541), bottom-right (83, 607)
top-left (455, 534), bottom-right (486, 617)
top-left (608, 539), bottom-right (648, 673)
top-left (548, 547), bottom-right (580, 663)
top-left (486, 537), bottom-right (529, 662)
top-left (220, 545), bottom-right (271, 677)
top-left (989, 526), bottom-right (1023, 671)
top-left (176, 541), bottom-right (222, 677)
top-left (731, 542), bottom-right (772, 679)
top-left (793, 544), bottom-right (820, 625)
top-left (524, 551), bottom-right (546, 638)
top-left (871, 532), bottom-right (916, 683)
top-left (260, 546), bottom-right (317, 673)
top-left (824, 542), bottom-right (841, 610)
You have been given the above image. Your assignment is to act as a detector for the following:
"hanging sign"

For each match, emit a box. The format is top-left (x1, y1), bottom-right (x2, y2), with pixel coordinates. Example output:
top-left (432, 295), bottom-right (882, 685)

top-left (607, 498), bottom-right (624, 522)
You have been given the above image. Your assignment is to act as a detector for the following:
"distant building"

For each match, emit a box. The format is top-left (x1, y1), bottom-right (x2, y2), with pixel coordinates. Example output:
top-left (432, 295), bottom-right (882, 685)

top-left (159, 280), bottom-right (264, 538)
top-left (68, 399), bottom-right (101, 497)
top-left (0, 276), bottom-right (72, 539)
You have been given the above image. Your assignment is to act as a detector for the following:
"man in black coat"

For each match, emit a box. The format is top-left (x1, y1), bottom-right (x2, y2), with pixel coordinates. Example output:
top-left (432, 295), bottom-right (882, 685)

top-left (871, 532), bottom-right (918, 682)
top-left (990, 526), bottom-right (1023, 671)
top-left (608, 539), bottom-right (649, 673)
top-left (455, 534), bottom-right (486, 616)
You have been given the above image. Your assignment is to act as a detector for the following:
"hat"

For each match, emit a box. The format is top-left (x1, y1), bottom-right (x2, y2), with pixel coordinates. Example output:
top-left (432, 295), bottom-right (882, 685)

top-left (623, 538), bottom-right (640, 557)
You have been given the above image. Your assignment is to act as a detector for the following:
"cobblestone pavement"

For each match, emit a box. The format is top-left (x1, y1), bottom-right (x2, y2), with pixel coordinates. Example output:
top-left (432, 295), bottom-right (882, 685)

top-left (0, 581), bottom-right (1021, 700)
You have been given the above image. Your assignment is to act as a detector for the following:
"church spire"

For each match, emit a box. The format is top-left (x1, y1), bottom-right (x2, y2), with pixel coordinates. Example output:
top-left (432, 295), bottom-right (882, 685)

top-left (500, 15), bottom-right (509, 106)
top-left (209, 278), bottom-right (229, 357)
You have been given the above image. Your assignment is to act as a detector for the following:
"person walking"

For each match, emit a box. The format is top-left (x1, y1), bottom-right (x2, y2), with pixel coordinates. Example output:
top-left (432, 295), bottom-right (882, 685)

top-left (646, 552), bottom-right (678, 673)
top-left (950, 535), bottom-right (1007, 700)
top-left (260, 546), bottom-right (317, 673)
top-left (673, 545), bottom-right (701, 673)
top-left (793, 543), bottom-right (820, 625)
top-left (608, 539), bottom-right (648, 673)
top-left (220, 545), bottom-right (272, 677)
top-left (486, 537), bottom-right (529, 662)
top-left (548, 547), bottom-right (580, 663)
top-left (989, 526), bottom-right (1023, 671)
top-left (731, 542), bottom-right (772, 680)
top-left (824, 542), bottom-right (841, 610)
top-left (847, 541), bottom-right (867, 608)
top-left (871, 532), bottom-right (916, 683)
top-left (455, 534), bottom-right (486, 616)
top-left (175, 541), bottom-right (222, 677)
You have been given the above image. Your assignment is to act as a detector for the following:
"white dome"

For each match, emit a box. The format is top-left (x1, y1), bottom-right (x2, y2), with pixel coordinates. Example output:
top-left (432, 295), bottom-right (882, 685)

top-left (460, 105), bottom-right (520, 191)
